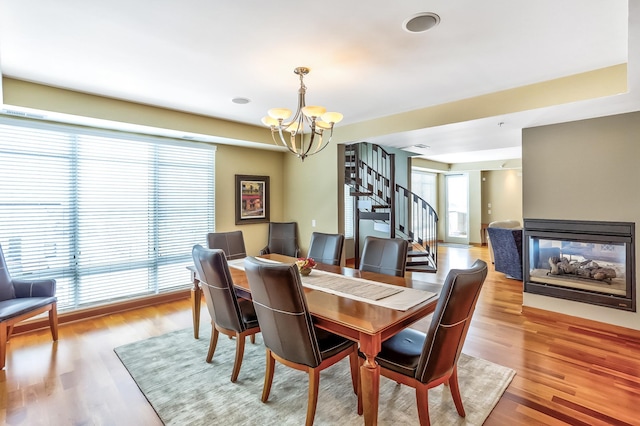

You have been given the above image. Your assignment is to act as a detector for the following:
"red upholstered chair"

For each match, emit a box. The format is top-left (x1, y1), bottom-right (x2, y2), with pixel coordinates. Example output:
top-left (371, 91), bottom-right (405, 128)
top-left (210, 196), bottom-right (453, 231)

top-left (358, 259), bottom-right (488, 425)
top-left (0, 244), bottom-right (58, 370)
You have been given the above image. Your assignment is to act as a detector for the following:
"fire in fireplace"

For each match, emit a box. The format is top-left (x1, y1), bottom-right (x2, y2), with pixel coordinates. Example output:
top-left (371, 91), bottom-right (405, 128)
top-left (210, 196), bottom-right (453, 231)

top-left (523, 219), bottom-right (636, 311)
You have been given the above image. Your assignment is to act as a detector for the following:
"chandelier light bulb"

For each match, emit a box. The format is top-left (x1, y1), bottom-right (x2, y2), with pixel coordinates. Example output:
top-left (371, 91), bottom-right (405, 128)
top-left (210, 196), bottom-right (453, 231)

top-left (301, 105), bottom-right (327, 118)
top-left (261, 116), bottom-right (279, 127)
top-left (285, 121), bottom-right (302, 134)
top-left (321, 111), bottom-right (343, 124)
top-left (268, 108), bottom-right (292, 120)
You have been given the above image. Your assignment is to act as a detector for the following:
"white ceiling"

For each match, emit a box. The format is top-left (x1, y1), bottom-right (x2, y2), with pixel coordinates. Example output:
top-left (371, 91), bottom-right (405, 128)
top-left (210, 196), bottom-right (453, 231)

top-left (0, 1), bottom-right (635, 164)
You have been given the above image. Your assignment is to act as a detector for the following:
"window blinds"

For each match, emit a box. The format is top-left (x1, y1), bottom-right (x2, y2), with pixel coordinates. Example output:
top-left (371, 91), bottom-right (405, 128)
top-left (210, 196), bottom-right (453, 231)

top-left (0, 117), bottom-right (215, 312)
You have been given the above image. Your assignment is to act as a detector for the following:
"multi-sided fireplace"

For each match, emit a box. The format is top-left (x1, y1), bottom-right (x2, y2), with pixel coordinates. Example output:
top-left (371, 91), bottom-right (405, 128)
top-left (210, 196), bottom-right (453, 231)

top-left (523, 219), bottom-right (636, 311)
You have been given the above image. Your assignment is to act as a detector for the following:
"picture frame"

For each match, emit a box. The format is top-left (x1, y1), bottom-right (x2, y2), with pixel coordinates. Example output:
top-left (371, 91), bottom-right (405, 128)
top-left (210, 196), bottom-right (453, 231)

top-left (235, 174), bottom-right (270, 224)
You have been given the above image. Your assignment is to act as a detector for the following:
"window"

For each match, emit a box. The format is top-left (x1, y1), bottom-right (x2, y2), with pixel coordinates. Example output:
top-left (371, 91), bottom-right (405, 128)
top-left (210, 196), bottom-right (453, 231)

top-left (344, 184), bottom-right (354, 238)
top-left (411, 168), bottom-right (437, 208)
top-left (0, 117), bottom-right (215, 312)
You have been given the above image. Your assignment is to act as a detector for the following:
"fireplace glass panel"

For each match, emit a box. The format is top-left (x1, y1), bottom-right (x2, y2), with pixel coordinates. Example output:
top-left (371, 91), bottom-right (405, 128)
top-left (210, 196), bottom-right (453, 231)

top-left (528, 237), bottom-right (627, 296)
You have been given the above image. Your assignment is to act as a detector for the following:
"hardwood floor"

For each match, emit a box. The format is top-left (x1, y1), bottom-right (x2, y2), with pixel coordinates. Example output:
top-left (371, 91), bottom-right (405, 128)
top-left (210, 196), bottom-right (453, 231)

top-left (1, 245), bottom-right (639, 425)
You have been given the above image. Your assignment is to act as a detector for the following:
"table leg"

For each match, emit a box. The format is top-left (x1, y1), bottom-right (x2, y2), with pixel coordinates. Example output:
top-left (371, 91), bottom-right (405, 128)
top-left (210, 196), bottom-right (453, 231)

top-left (359, 333), bottom-right (381, 426)
top-left (191, 274), bottom-right (202, 339)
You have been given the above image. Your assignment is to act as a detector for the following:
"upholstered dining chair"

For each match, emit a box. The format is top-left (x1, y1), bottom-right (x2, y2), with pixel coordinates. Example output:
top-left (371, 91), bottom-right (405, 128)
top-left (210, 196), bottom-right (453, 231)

top-left (191, 245), bottom-right (260, 382)
top-left (244, 256), bottom-right (359, 426)
top-left (359, 236), bottom-right (409, 277)
top-left (207, 230), bottom-right (247, 260)
top-left (307, 232), bottom-right (344, 266)
top-left (0, 244), bottom-right (58, 370)
top-left (260, 222), bottom-right (300, 258)
top-left (358, 259), bottom-right (488, 425)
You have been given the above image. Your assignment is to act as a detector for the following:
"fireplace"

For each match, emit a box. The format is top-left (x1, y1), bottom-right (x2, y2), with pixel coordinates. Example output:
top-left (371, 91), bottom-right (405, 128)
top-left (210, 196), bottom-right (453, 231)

top-left (523, 219), bottom-right (636, 311)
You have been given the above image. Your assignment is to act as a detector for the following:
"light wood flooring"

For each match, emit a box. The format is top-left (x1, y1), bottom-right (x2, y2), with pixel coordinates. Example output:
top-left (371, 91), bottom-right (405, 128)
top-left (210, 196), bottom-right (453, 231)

top-left (1, 245), bottom-right (639, 425)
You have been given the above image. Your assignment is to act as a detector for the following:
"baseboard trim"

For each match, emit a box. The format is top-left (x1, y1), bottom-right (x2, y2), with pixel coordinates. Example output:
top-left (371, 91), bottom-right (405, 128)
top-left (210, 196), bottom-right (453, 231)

top-left (522, 305), bottom-right (640, 340)
top-left (12, 290), bottom-right (191, 336)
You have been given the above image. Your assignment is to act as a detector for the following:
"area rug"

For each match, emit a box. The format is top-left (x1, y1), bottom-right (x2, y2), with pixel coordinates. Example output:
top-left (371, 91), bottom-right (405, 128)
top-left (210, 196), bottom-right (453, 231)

top-left (114, 327), bottom-right (514, 425)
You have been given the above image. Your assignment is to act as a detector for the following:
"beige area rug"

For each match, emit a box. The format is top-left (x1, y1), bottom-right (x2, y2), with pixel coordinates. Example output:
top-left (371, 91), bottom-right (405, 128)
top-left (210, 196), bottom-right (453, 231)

top-left (115, 327), bottom-right (514, 425)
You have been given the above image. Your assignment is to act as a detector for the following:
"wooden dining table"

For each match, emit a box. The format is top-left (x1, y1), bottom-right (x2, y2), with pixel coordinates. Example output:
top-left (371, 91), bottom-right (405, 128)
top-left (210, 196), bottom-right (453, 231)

top-left (187, 254), bottom-right (441, 426)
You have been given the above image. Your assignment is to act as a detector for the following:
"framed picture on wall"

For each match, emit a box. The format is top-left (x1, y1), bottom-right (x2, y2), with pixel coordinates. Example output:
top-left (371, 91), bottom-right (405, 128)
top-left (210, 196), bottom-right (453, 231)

top-left (235, 174), bottom-right (270, 224)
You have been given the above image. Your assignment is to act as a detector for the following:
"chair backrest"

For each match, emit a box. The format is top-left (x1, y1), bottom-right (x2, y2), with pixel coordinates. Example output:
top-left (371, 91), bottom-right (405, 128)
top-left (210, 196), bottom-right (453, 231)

top-left (487, 220), bottom-right (521, 264)
top-left (0, 244), bottom-right (16, 301)
top-left (488, 220), bottom-right (521, 229)
top-left (207, 230), bottom-right (247, 260)
top-left (359, 236), bottom-right (409, 277)
top-left (265, 222), bottom-right (299, 257)
top-left (415, 259), bottom-right (488, 384)
top-left (307, 232), bottom-right (344, 266)
top-left (191, 245), bottom-right (244, 332)
top-left (244, 256), bottom-right (322, 368)
top-left (486, 227), bottom-right (523, 279)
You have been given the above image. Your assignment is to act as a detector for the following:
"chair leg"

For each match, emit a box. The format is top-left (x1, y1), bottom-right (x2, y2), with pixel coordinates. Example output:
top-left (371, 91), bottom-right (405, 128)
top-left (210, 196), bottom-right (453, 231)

top-left (206, 323), bottom-right (219, 363)
top-left (449, 367), bottom-right (466, 417)
top-left (348, 348), bottom-right (359, 395)
top-left (357, 356), bottom-right (363, 415)
top-left (0, 322), bottom-right (7, 370)
top-left (250, 334), bottom-right (256, 344)
top-left (49, 303), bottom-right (59, 341)
top-left (261, 349), bottom-right (275, 402)
top-left (306, 368), bottom-right (320, 426)
top-left (230, 333), bottom-right (246, 382)
top-left (416, 386), bottom-right (431, 426)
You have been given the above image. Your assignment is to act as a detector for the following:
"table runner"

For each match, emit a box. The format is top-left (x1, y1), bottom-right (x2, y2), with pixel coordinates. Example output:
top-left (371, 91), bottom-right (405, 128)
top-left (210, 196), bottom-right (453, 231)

top-left (227, 258), bottom-right (436, 311)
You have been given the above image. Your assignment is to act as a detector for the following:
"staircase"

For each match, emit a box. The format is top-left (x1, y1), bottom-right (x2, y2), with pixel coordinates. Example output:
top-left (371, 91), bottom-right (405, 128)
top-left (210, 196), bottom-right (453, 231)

top-left (344, 142), bottom-right (438, 272)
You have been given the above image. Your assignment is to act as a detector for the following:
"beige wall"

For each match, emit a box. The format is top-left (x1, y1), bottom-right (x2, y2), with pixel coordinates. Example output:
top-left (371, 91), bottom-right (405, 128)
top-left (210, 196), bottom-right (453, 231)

top-left (214, 145), bottom-right (285, 256)
top-left (522, 111), bottom-right (640, 330)
top-left (481, 169), bottom-right (523, 225)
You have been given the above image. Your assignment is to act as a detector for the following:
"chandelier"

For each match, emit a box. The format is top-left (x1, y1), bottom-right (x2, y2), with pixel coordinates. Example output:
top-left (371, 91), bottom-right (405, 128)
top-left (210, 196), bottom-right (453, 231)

top-left (261, 67), bottom-right (343, 161)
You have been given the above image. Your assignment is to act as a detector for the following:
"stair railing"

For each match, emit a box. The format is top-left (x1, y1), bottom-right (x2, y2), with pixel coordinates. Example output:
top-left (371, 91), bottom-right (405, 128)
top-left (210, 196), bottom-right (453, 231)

top-left (394, 183), bottom-right (438, 268)
top-left (345, 142), bottom-right (438, 271)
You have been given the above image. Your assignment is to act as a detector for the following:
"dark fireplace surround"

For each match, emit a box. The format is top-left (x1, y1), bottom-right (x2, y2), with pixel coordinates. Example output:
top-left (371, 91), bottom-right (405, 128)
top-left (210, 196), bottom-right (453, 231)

top-left (523, 219), bottom-right (636, 312)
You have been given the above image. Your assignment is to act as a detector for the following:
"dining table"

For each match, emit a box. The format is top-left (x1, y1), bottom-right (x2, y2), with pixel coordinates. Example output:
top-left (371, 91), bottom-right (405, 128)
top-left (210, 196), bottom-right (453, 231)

top-left (187, 254), bottom-right (442, 426)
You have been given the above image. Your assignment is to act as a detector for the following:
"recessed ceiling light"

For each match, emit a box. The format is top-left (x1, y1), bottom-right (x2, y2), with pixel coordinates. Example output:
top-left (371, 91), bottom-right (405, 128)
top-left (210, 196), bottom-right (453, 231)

top-left (403, 12), bottom-right (440, 33)
top-left (232, 97), bottom-right (251, 104)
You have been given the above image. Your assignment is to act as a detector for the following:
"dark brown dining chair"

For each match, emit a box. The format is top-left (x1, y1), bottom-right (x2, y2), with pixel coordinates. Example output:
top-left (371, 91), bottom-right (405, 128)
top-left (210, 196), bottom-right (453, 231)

top-left (358, 259), bottom-right (488, 425)
top-left (0, 244), bottom-right (58, 370)
top-left (359, 236), bottom-right (409, 277)
top-left (260, 222), bottom-right (300, 258)
top-left (191, 245), bottom-right (260, 382)
top-left (307, 232), bottom-right (344, 266)
top-left (207, 230), bottom-right (247, 260)
top-left (244, 256), bottom-right (359, 426)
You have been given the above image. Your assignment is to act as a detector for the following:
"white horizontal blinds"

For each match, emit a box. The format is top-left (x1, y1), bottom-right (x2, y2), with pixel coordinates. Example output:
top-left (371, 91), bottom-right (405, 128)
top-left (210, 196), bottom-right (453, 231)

top-left (0, 117), bottom-right (215, 311)
top-left (344, 184), bottom-right (354, 238)
top-left (0, 123), bottom-right (76, 305)
top-left (155, 145), bottom-right (214, 291)
top-left (76, 134), bottom-right (156, 305)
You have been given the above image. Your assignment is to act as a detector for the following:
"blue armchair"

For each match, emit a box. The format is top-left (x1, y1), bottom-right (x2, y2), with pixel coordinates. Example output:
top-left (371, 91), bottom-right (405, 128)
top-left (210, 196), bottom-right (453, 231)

top-left (486, 227), bottom-right (523, 280)
top-left (0, 244), bottom-right (58, 369)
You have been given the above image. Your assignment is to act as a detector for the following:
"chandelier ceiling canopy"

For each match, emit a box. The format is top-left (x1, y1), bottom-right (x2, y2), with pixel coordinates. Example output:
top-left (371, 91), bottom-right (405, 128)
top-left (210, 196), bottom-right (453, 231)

top-left (261, 67), bottom-right (342, 161)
